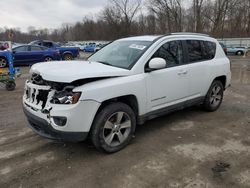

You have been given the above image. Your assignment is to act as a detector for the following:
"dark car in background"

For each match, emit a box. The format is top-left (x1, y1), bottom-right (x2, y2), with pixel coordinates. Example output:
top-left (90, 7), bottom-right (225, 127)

top-left (0, 45), bottom-right (61, 67)
top-left (29, 40), bottom-right (80, 60)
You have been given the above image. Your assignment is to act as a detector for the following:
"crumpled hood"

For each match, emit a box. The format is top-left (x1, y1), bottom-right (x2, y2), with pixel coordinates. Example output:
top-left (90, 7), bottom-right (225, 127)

top-left (30, 61), bottom-right (130, 83)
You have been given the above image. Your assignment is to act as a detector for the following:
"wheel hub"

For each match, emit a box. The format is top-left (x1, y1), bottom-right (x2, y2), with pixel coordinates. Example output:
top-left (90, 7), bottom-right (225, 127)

top-left (113, 124), bottom-right (120, 132)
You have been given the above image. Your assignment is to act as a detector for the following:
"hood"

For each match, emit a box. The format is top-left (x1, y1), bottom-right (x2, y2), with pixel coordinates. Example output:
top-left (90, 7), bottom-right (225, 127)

top-left (30, 61), bottom-right (130, 83)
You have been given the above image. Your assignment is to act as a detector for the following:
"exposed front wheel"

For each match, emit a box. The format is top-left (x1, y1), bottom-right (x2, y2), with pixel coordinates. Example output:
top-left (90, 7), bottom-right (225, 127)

top-left (91, 103), bottom-right (136, 153)
top-left (203, 80), bottom-right (224, 112)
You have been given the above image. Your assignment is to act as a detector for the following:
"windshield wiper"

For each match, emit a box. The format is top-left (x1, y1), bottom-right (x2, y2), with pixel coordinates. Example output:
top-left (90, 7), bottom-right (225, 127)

top-left (96, 61), bottom-right (112, 66)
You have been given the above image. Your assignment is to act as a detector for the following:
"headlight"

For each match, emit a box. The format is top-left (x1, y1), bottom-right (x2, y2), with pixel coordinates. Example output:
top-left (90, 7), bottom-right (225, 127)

top-left (51, 91), bottom-right (81, 104)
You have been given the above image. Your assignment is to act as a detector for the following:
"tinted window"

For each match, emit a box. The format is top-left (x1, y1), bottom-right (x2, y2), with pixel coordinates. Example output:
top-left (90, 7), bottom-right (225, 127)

top-left (14, 46), bottom-right (28, 52)
top-left (152, 40), bottom-right (183, 67)
top-left (186, 40), bottom-right (203, 63)
top-left (43, 42), bottom-right (53, 48)
top-left (30, 46), bottom-right (44, 51)
top-left (202, 41), bottom-right (216, 60)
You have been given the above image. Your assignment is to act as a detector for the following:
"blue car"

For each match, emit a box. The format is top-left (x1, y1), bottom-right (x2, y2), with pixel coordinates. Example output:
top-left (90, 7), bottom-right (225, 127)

top-left (0, 45), bottom-right (61, 67)
top-left (30, 40), bottom-right (80, 60)
top-left (83, 43), bottom-right (101, 53)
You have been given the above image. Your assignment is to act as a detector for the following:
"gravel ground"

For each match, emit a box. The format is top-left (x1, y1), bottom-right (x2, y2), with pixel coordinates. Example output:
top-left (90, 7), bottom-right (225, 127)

top-left (0, 56), bottom-right (250, 188)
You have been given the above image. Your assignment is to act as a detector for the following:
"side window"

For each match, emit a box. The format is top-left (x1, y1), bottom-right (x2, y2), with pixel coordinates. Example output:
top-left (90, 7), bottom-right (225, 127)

top-left (186, 40), bottom-right (203, 63)
top-left (152, 40), bottom-right (183, 67)
top-left (14, 46), bottom-right (28, 52)
top-left (202, 41), bottom-right (216, 60)
top-left (30, 46), bottom-right (44, 51)
top-left (42, 47), bottom-right (49, 50)
top-left (43, 42), bottom-right (53, 48)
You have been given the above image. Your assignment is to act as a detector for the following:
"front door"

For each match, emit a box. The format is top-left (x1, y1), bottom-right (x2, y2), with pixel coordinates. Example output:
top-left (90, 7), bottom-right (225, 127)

top-left (145, 40), bottom-right (189, 113)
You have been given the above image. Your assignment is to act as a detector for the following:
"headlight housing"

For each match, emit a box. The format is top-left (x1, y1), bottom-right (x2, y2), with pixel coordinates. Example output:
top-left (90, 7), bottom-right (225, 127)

top-left (51, 91), bottom-right (81, 104)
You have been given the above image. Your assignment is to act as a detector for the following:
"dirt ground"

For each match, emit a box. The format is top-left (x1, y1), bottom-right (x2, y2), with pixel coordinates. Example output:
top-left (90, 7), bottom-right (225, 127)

top-left (0, 56), bottom-right (250, 188)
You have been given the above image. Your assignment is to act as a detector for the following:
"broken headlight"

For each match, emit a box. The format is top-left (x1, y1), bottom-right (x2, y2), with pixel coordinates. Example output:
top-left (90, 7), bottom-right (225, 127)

top-left (51, 90), bottom-right (81, 104)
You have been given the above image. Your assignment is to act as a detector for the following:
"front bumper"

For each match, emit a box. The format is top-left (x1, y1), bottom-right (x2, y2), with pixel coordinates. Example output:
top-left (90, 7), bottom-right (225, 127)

top-left (23, 106), bottom-right (88, 142)
top-left (23, 81), bottom-right (101, 142)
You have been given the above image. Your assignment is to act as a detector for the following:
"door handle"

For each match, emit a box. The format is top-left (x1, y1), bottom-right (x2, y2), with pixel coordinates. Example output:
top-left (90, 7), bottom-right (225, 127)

top-left (177, 70), bottom-right (188, 75)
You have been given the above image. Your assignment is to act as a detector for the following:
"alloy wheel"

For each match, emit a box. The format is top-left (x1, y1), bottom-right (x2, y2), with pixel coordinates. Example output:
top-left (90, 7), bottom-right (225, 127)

top-left (0, 58), bottom-right (7, 68)
top-left (103, 111), bottom-right (131, 147)
top-left (210, 85), bottom-right (222, 107)
top-left (64, 55), bottom-right (73, 60)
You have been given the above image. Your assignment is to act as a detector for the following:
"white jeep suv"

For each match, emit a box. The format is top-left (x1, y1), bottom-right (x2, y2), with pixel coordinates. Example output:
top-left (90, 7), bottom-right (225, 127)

top-left (23, 33), bottom-right (231, 153)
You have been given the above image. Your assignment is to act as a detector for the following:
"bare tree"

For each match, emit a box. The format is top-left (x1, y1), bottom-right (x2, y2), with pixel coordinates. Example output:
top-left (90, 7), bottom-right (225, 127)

top-left (193, 0), bottom-right (205, 32)
top-left (108, 0), bottom-right (142, 35)
top-left (148, 0), bottom-right (183, 33)
top-left (2, 0), bottom-right (250, 42)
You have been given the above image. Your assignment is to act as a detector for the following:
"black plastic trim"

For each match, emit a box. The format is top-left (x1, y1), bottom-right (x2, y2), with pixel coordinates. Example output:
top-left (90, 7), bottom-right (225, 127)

top-left (23, 107), bottom-right (88, 142)
top-left (137, 97), bottom-right (205, 125)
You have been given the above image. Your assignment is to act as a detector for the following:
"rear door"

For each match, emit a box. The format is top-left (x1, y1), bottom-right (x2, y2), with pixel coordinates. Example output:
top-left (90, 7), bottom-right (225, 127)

top-left (29, 46), bottom-right (46, 63)
top-left (184, 40), bottom-right (216, 98)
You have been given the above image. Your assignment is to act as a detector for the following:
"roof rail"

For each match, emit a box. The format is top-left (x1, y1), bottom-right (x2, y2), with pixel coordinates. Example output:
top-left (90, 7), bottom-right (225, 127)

top-left (170, 32), bottom-right (210, 37)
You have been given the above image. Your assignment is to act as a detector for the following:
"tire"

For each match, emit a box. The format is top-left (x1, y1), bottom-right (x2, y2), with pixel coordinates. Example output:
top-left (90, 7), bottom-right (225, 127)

top-left (236, 51), bottom-right (243, 56)
top-left (44, 56), bottom-right (53, 62)
top-left (0, 57), bottom-right (7, 68)
top-left (63, 54), bottom-right (73, 60)
top-left (203, 80), bottom-right (224, 112)
top-left (5, 80), bottom-right (16, 91)
top-left (91, 102), bottom-right (136, 153)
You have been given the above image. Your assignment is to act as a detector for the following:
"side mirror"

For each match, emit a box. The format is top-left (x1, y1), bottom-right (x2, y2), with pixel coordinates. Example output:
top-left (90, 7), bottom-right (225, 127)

top-left (146, 58), bottom-right (166, 72)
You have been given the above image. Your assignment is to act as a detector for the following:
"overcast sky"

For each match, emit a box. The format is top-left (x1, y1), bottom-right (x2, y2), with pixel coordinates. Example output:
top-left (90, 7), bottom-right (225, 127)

top-left (0, 0), bottom-right (108, 32)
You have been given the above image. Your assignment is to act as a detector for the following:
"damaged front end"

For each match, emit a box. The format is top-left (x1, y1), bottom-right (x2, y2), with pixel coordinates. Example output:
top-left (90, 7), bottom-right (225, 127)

top-left (24, 73), bottom-right (83, 112)
top-left (22, 73), bottom-right (103, 142)
top-left (25, 74), bottom-right (82, 130)
top-left (24, 73), bottom-right (110, 111)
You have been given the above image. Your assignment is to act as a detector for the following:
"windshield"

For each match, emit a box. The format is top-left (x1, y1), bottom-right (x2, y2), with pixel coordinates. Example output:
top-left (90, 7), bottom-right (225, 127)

top-left (88, 40), bottom-right (152, 69)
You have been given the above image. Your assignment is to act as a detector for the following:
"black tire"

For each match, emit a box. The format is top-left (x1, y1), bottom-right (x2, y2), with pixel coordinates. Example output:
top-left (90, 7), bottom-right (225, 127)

top-left (5, 80), bottom-right (16, 91)
top-left (63, 53), bottom-right (73, 60)
top-left (236, 51), bottom-right (243, 56)
top-left (44, 56), bottom-right (53, 62)
top-left (91, 102), bottom-right (136, 153)
top-left (203, 80), bottom-right (224, 112)
top-left (0, 57), bottom-right (8, 68)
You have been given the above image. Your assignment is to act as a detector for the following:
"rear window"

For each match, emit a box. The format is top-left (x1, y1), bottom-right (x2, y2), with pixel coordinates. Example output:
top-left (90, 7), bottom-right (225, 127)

top-left (202, 41), bottom-right (216, 60)
top-left (186, 40), bottom-right (203, 63)
top-left (186, 40), bottom-right (216, 63)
